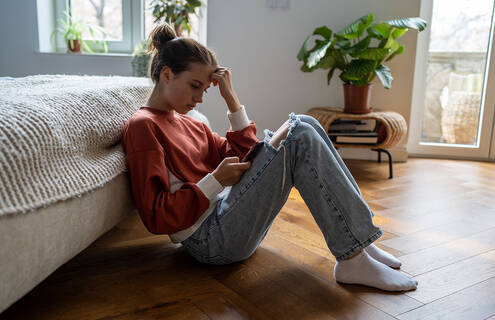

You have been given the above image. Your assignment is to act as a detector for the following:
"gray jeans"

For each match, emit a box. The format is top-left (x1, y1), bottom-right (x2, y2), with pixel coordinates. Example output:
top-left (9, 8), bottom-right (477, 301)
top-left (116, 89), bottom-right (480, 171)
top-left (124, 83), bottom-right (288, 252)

top-left (181, 113), bottom-right (382, 264)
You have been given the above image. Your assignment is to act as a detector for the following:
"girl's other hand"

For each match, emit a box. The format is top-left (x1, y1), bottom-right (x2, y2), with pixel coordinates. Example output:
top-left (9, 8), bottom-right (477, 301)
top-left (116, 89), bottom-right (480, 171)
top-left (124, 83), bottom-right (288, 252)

top-left (212, 156), bottom-right (251, 187)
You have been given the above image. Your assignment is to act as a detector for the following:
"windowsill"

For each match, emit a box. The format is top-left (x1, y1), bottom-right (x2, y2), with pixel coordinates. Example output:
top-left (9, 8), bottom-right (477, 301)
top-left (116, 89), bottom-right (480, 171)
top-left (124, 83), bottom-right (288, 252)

top-left (35, 50), bottom-right (133, 57)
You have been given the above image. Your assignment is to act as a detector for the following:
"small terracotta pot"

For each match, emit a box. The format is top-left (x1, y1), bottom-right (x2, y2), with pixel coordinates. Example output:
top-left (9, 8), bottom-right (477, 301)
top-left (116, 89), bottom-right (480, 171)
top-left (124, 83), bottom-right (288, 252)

top-left (68, 39), bottom-right (81, 53)
top-left (343, 83), bottom-right (373, 114)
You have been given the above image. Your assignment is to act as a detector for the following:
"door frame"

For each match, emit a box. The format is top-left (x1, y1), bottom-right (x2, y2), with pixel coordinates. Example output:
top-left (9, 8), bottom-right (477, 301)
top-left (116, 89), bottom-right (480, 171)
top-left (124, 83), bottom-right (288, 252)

top-left (407, 0), bottom-right (495, 160)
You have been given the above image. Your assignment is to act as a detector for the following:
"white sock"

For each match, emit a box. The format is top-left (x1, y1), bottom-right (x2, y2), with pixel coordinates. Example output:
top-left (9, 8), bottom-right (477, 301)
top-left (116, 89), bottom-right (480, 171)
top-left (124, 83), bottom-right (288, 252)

top-left (365, 243), bottom-right (402, 269)
top-left (333, 250), bottom-right (418, 292)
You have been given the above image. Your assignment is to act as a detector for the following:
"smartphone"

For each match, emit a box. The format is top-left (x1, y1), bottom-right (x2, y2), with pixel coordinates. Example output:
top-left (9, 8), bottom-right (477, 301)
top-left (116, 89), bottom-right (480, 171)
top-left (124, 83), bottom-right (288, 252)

top-left (242, 141), bottom-right (264, 162)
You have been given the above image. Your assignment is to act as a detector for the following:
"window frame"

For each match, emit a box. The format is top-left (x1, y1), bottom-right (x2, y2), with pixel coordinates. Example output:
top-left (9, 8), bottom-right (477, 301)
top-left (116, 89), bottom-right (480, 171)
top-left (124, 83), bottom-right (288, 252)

top-left (52, 0), bottom-right (207, 54)
top-left (407, 0), bottom-right (495, 160)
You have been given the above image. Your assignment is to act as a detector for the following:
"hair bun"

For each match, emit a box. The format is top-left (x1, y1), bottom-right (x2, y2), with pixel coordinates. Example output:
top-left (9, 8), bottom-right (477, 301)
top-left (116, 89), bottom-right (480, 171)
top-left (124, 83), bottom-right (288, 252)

top-left (147, 23), bottom-right (177, 53)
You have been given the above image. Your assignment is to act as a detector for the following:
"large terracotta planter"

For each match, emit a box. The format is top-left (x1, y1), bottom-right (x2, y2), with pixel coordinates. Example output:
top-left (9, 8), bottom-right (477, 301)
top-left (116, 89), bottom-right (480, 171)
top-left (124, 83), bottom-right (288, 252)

top-left (343, 83), bottom-right (373, 114)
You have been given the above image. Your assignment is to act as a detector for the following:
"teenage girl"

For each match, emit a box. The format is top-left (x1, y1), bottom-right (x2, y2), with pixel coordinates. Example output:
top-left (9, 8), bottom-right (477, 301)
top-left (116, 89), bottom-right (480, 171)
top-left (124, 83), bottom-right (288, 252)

top-left (122, 23), bottom-right (418, 292)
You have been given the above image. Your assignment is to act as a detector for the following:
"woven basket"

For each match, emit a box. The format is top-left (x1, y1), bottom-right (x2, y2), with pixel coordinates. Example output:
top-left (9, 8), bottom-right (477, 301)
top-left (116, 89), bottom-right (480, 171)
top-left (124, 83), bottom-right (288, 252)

top-left (441, 91), bottom-right (481, 144)
top-left (306, 107), bottom-right (407, 149)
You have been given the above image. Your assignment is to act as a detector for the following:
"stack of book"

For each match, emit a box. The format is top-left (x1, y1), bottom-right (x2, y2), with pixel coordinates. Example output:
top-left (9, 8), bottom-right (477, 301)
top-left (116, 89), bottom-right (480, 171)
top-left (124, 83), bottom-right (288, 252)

top-left (328, 118), bottom-right (380, 144)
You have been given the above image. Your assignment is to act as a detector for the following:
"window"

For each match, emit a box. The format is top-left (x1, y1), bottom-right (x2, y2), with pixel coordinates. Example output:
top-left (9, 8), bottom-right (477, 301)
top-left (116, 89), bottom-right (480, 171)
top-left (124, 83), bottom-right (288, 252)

top-left (408, 0), bottom-right (495, 159)
top-left (52, 0), bottom-right (206, 54)
top-left (71, 0), bottom-right (124, 41)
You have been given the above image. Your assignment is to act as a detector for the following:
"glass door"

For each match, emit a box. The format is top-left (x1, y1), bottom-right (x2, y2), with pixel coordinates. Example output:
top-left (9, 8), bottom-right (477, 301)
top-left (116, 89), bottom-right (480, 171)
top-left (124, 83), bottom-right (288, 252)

top-left (408, 0), bottom-right (495, 159)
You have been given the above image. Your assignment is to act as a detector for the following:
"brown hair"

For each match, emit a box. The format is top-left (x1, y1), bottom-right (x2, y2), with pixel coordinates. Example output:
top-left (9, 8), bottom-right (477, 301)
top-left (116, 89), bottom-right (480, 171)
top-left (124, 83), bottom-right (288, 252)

top-left (146, 23), bottom-right (218, 83)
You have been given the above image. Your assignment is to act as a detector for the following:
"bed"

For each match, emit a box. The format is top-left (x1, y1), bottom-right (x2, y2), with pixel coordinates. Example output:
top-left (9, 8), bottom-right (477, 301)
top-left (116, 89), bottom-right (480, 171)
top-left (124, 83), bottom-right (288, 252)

top-left (0, 75), bottom-right (153, 313)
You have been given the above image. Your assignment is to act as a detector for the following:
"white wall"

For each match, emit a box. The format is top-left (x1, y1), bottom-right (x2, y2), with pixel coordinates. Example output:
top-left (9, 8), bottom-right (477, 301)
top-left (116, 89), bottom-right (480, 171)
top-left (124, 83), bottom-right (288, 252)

top-left (200, 0), bottom-right (421, 161)
top-left (0, 0), bottom-right (422, 161)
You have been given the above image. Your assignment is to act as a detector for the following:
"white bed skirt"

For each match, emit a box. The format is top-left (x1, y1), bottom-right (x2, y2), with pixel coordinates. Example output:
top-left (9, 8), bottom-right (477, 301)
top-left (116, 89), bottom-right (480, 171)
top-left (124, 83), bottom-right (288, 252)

top-left (0, 172), bottom-right (136, 313)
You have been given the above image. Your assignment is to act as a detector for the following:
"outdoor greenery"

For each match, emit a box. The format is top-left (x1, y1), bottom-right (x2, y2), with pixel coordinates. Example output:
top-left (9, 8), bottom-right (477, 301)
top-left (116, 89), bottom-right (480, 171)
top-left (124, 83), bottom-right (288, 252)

top-left (297, 12), bottom-right (427, 89)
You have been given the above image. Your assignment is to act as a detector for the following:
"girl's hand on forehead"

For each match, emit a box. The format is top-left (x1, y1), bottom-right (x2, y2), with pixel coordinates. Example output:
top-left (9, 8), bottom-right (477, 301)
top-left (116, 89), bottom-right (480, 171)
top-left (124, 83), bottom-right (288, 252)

top-left (210, 67), bottom-right (229, 86)
top-left (211, 67), bottom-right (235, 98)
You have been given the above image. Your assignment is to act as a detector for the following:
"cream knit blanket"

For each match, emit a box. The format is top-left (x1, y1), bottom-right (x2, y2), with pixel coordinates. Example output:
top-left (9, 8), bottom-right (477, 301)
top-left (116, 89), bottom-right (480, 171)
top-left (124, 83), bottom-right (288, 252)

top-left (0, 75), bottom-right (153, 216)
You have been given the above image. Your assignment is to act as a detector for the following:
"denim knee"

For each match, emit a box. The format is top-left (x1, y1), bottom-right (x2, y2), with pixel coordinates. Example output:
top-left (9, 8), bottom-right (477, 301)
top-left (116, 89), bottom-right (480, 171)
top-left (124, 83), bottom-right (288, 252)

top-left (291, 120), bottom-right (320, 141)
top-left (297, 114), bottom-right (323, 131)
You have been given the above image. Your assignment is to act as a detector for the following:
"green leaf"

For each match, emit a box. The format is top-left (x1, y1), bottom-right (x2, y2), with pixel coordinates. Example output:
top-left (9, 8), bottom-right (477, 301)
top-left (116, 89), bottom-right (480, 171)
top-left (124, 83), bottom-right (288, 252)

top-left (335, 39), bottom-right (350, 47)
top-left (391, 27), bottom-right (407, 39)
top-left (184, 6), bottom-right (196, 13)
top-left (327, 67), bottom-right (337, 85)
top-left (316, 53), bottom-right (336, 69)
top-left (300, 64), bottom-right (316, 72)
top-left (385, 45), bottom-right (404, 61)
top-left (367, 22), bottom-right (392, 39)
top-left (337, 12), bottom-right (374, 40)
top-left (341, 59), bottom-right (376, 81)
top-left (353, 79), bottom-right (369, 86)
top-left (297, 34), bottom-right (313, 61)
top-left (347, 36), bottom-right (371, 55)
top-left (186, 0), bottom-right (202, 7)
top-left (313, 26), bottom-right (333, 40)
top-left (307, 41), bottom-right (332, 68)
top-left (384, 36), bottom-right (400, 52)
top-left (375, 64), bottom-right (393, 89)
top-left (297, 26), bottom-right (333, 61)
top-left (166, 6), bottom-right (174, 20)
top-left (351, 48), bottom-right (390, 60)
top-left (82, 41), bottom-right (94, 53)
top-left (383, 17), bottom-right (427, 31)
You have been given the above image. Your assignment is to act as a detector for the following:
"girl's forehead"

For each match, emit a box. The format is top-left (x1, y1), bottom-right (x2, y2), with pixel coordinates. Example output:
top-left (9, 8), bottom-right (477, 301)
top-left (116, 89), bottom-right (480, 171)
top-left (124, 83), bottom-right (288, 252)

top-left (186, 63), bottom-right (216, 83)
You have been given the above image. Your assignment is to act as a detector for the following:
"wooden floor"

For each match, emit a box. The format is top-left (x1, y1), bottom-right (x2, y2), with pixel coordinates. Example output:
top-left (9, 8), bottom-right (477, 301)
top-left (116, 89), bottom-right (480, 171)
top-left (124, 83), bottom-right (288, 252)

top-left (2, 158), bottom-right (495, 319)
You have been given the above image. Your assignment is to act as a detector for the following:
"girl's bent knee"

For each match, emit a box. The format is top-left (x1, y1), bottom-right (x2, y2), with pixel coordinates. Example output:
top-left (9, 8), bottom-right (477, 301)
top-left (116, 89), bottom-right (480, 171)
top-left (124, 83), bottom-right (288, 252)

top-left (297, 114), bottom-right (321, 128)
top-left (297, 121), bottom-right (319, 137)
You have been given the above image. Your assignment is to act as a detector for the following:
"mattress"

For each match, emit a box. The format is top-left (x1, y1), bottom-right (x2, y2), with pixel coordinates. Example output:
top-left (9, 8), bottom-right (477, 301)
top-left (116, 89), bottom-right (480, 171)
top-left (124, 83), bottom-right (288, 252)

top-left (0, 172), bottom-right (135, 313)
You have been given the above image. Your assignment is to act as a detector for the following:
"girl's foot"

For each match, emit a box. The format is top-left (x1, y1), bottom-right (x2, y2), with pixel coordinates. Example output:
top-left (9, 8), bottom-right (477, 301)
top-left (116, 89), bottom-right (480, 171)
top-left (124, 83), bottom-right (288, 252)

top-left (365, 243), bottom-right (402, 269)
top-left (333, 250), bottom-right (417, 291)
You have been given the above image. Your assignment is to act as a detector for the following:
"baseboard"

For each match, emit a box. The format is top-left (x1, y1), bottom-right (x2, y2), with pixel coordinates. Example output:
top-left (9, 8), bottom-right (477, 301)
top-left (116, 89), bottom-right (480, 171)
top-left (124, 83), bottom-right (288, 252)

top-left (337, 146), bottom-right (408, 162)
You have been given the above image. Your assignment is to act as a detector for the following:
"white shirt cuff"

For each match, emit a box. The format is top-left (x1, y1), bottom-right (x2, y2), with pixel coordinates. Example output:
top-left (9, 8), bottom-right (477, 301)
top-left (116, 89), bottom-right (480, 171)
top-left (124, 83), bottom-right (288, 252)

top-left (196, 173), bottom-right (224, 200)
top-left (228, 105), bottom-right (251, 131)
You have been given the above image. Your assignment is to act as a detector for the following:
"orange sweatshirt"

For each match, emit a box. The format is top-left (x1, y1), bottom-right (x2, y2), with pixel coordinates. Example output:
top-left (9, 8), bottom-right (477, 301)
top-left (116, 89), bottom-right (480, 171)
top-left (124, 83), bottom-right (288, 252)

top-left (122, 106), bottom-right (258, 240)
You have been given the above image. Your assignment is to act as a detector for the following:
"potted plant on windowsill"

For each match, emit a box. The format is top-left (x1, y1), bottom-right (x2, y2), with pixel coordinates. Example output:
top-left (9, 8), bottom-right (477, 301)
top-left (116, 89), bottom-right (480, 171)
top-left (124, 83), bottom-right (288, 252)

top-left (52, 10), bottom-right (108, 54)
top-left (297, 12), bottom-right (427, 114)
top-left (149, 0), bottom-right (203, 37)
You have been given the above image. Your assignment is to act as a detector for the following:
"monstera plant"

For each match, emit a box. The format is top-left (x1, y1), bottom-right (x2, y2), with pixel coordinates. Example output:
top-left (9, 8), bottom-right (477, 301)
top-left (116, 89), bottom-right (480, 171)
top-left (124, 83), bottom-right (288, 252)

top-left (297, 12), bottom-right (427, 113)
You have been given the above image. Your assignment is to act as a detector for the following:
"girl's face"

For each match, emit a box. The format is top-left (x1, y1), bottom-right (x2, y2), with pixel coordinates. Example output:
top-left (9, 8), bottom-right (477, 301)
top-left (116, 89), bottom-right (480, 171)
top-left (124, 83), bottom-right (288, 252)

top-left (160, 62), bottom-right (216, 114)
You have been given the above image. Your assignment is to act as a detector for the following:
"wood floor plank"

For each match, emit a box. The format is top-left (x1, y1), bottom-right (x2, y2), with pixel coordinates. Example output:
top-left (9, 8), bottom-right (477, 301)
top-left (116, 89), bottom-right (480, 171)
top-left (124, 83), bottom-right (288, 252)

top-left (369, 190), bottom-right (484, 218)
top-left (1, 241), bottom-right (264, 320)
top-left (372, 210), bottom-right (460, 237)
top-left (400, 227), bottom-right (495, 276)
top-left (405, 250), bottom-right (495, 303)
top-left (380, 220), bottom-right (492, 255)
top-left (190, 293), bottom-right (272, 320)
top-left (368, 179), bottom-right (473, 201)
top-left (271, 214), bottom-right (335, 262)
top-left (262, 232), bottom-right (424, 317)
top-left (97, 302), bottom-right (210, 320)
top-left (213, 245), bottom-right (395, 320)
top-left (397, 276), bottom-right (495, 320)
